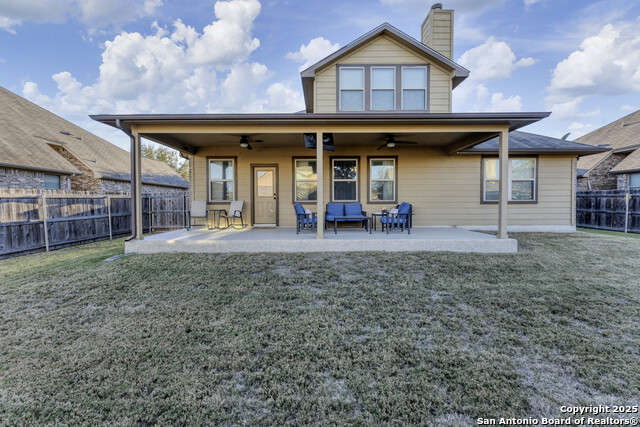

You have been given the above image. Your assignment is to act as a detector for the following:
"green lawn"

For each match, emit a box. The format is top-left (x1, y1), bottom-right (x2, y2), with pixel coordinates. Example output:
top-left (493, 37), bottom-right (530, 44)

top-left (1, 233), bottom-right (639, 425)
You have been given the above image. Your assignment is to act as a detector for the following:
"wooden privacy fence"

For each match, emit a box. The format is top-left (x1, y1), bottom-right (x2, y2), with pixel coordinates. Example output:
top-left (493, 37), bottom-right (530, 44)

top-left (0, 190), bottom-right (189, 258)
top-left (576, 189), bottom-right (640, 233)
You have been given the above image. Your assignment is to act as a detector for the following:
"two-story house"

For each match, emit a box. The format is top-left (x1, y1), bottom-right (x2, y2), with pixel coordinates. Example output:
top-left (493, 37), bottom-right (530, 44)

top-left (92, 4), bottom-right (604, 251)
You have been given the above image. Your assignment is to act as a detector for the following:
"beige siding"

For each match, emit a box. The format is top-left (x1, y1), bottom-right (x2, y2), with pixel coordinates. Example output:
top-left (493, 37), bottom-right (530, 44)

top-left (314, 35), bottom-right (453, 113)
top-left (430, 10), bottom-right (453, 59)
top-left (192, 145), bottom-right (574, 228)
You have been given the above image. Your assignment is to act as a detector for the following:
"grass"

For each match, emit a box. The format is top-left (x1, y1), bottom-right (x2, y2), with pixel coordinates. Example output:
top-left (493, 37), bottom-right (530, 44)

top-left (0, 233), bottom-right (639, 425)
top-left (578, 227), bottom-right (640, 239)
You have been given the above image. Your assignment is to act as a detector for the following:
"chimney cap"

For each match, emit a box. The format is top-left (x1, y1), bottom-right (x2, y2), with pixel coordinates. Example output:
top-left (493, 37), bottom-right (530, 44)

top-left (431, 3), bottom-right (443, 9)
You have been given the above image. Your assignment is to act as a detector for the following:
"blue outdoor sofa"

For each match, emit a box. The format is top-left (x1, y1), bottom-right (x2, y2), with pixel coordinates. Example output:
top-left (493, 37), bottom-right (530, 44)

top-left (325, 202), bottom-right (368, 232)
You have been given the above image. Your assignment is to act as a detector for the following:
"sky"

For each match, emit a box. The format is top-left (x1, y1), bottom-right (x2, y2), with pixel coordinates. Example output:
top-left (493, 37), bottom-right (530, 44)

top-left (1, 0), bottom-right (639, 150)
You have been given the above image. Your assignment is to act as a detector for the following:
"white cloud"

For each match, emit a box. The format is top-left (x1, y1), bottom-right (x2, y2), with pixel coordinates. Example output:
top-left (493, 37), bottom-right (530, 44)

top-left (0, 0), bottom-right (164, 33)
top-left (545, 23), bottom-right (640, 119)
top-left (286, 37), bottom-right (340, 72)
top-left (22, 0), bottom-right (305, 149)
top-left (567, 122), bottom-right (594, 138)
top-left (457, 37), bottom-right (535, 81)
top-left (524, 0), bottom-right (542, 6)
top-left (453, 37), bottom-right (533, 112)
top-left (621, 104), bottom-right (637, 111)
top-left (0, 16), bottom-right (20, 33)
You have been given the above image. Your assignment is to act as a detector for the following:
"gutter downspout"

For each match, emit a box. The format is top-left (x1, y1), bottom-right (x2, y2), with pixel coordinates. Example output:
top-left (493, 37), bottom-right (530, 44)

top-left (116, 119), bottom-right (137, 242)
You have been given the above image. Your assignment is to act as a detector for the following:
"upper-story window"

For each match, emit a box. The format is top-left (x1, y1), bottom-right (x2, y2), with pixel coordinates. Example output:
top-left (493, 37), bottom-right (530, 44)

top-left (338, 65), bottom-right (428, 112)
top-left (339, 67), bottom-right (365, 111)
top-left (402, 67), bottom-right (427, 110)
top-left (371, 67), bottom-right (395, 110)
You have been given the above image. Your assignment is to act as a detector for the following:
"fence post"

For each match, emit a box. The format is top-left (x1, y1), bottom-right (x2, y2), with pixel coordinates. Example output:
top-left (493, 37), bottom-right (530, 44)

top-left (625, 193), bottom-right (630, 233)
top-left (107, 195), bottom-right (113, 240)
top-left (41, 193), bottom-right (49, 252)
top-left (183, 194), bottom-right (187, 229)
top-left (148, 195), bottom-right (152, 234)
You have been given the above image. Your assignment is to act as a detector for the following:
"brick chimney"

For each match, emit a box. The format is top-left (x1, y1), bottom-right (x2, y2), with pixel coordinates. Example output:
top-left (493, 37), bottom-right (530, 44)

top-left (421, 3), bottom-right (454, 60)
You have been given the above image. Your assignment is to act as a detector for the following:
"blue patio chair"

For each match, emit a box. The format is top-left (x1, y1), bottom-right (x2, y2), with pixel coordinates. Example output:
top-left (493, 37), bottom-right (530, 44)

top-left (380, 202), bottom-right (413, 234)
top-left (294, 202), bottom-right (316, 234)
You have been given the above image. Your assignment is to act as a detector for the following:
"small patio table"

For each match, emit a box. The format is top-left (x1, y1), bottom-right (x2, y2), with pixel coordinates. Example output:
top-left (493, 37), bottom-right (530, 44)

top-left (206, 209), bottom-right (226, 230)
top-left (371, 212), bottom-right (389, 232)
top-left (333, 216), bottom-right (371, 234)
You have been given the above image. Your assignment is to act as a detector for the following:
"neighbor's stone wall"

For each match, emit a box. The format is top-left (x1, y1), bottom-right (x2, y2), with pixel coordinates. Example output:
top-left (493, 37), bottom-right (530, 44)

top-left (0, 167), bottom-right (70, 190)
top-left (52, 147), bottom-right (102, 192)
top-left (100, 179), bottom-right (188, 195)
top-left (617, 174), bottom-right (629, 190)
top-left (577, 153), bottom-right (627, 190)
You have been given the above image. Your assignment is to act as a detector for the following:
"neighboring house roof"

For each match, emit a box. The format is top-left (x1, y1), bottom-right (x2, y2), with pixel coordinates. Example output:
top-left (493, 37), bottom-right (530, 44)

top-left (299, 22), bottom-right (470, 113)
top-left (0, 119), bottom-right (81, 175)
top-left (610, 148), bottom-right (640, 174)
top-left (575, 109), bottom-right (640, 176)
top-left (0, 86), bottom-right (189, 188)
top-left (460, 131), bottom-right (608, 155)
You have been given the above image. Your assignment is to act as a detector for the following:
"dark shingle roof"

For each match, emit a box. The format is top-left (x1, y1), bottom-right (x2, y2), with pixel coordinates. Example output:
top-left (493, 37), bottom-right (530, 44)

top-left (461, 131), bottom-right (608, 155)
top-left (0, 86), bottom-right (189, 188)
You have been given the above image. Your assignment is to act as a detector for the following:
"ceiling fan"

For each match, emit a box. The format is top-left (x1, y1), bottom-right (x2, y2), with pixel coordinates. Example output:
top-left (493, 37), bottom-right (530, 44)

top-left (219, 135), bottom-right (264, 150)
top-left (377, 135), bottom-right (418, 150)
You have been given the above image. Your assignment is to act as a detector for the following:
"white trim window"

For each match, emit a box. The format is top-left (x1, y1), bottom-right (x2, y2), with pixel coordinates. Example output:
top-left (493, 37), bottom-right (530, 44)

top-left (371, 67), bottom-right (395, 111)
top-left (332, 158), bottom-right (358, 201)
top-left (483, 158), bottom-right (537, 202)
top-left (401, 66), bottom-right (427, 110)
top-left (294, 159), bottom-right (317, 202)
top-left (370, 158), bottom-right (396, 202)
top-left (209, 159), bottom-right (235, 202)
top-left (339, 67), bottom-right (364, 111)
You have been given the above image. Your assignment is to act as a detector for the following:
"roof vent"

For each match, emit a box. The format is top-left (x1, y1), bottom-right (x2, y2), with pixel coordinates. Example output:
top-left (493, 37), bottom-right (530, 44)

top-left (431, 3), bottom-right (443, 9)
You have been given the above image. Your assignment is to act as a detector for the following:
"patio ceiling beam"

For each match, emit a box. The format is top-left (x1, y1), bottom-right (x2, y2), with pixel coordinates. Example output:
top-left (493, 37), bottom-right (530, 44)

top-left (139, 133), bottom-right (199, 155)
top-left (130, 123), bottom-right (510, 135)
top-left (444, 132), bottom-right (500, 155)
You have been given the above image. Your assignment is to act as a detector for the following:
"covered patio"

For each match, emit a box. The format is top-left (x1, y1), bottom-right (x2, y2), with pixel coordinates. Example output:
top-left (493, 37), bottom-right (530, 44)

top-left (90, 112), bottom-right (550, 254)
top-left (126, 226), bottom-right (517, 254)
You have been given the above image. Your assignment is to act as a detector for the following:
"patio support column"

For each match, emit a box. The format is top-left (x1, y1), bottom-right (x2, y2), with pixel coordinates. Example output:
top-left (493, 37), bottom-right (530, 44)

top-left (133, 131), bottom-right (144, 240)
top-left (498, 129), bottom-right (509, 239)
top-left (316, 131), bottom-right (324, 239)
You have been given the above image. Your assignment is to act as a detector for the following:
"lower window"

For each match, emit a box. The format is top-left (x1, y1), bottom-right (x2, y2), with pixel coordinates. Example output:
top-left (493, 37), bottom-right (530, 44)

top-left (332, 158), bottom-right (358, 202)
top-left (294, 159), bottom-right (317, 202)
top-left (630, 173), bottom-right (640, 188)
top-left (369, 158), bottom-right (396, 202)
top-left (483, 157), bottom-right (537, 202)
top-left (209, 159), bottom-right (235, 202)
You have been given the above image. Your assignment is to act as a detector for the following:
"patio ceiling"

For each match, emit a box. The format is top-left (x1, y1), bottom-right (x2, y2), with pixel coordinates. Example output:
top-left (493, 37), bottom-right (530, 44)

top-left (91, 112), bottom-right (550, 155)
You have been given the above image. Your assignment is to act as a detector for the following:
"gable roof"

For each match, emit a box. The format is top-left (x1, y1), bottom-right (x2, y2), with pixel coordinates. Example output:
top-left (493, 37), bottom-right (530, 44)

top-left (610, 148), bottom-right (640, 174)
top-left (0, 86), bottom-right (189, 189)
top-left (0, 119), bottom-right (81, 176)
top-left (299, 22), bottom-right (470, 113)
top-left (460, 130), bottom-right (608, 155)
top-left (575, 109), bottom-right (640, 176)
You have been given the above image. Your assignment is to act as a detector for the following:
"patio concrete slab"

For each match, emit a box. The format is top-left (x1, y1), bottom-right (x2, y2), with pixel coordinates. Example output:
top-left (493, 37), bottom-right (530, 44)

top-left (126, 227), bottom-right (517, 254)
